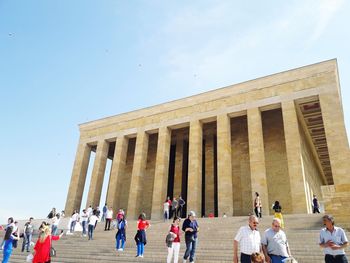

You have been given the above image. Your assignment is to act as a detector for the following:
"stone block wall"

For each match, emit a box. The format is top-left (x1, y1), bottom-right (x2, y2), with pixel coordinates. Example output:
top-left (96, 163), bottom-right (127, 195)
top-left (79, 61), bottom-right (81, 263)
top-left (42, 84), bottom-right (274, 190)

top-left (299, 124), bottom-right (324, 212)
top-left (231, 116), bottom-right (252, 216)
top-left (262, 109), bottom-right (292, 214)
top-left (141, 133), bottom-right (158, 218)
top-left (119, 138), bottom-right (135, 212)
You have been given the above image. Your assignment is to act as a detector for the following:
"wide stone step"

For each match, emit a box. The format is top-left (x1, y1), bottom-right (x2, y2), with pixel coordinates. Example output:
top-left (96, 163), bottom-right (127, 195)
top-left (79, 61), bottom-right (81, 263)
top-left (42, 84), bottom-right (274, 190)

top-left (5, 214), bottom-right (349, 263)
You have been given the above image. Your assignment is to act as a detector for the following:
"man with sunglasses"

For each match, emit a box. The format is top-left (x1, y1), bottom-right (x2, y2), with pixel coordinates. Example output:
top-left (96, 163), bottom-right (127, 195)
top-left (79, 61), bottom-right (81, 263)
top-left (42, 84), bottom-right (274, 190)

top-left (262, 218), bottom-right (291, 263)
top-left (234, 215), bottom-right (261, 263)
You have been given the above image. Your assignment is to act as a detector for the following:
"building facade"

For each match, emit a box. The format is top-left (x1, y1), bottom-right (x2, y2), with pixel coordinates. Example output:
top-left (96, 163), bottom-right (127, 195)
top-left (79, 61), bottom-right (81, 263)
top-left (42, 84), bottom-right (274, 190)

top-left (65, 59), bottom-right (350, 223)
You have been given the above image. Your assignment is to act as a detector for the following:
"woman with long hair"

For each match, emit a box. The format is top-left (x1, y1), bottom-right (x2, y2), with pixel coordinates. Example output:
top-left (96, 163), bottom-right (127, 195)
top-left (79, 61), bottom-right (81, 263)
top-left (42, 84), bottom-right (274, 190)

top-left (166, 216), bottom-right (181, 263)
top-left (2, 226), bottom-right (19, 263)
top-left (134, 213), bottom-right (150, 258)
top-left (33, 224), bottom-right (63, 263)
top-left (115, 213), bottom-right (127, 251)
top-left (272, 201), bottom-right (284, 228)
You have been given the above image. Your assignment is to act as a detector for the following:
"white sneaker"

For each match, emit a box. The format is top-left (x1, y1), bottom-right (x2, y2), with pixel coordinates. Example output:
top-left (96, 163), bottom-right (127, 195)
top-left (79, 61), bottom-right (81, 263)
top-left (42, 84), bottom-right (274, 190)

top-left (140, 255), bottom-right (144, 258)
top-left (117, 248), bottom-right (123, 251)
top-left (183, 260), bottom-right (186, 263)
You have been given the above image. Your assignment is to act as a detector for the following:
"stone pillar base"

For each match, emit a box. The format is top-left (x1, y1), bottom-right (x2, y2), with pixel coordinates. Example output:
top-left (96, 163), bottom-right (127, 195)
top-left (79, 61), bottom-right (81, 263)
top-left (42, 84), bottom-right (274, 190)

top-left (321, 184), bottom-right (350, 230)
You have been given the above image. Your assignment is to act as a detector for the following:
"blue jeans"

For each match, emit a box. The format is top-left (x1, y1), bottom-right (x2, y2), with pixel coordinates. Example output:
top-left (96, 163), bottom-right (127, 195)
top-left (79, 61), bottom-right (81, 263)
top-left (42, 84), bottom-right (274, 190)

top-left (137, 242), bottom-right (144, 256)
top-left (52, 225), bottom-right (58, 236)
top-left (70, 220), bottom-right (76, 232)
top-left (270, 254), bottom-right (287, 263)
top-left (183, 238), bottom-right (197, 262)
top-left (21, 233), bottom-right (32, 252)
top-left (2, 249), bottom-right (12, 263)
top-left (82, 221), bottom-right (87, 235)
top-left (164, 210), bottom-right (169, 221)
top-left (116, 234), bottom-right (125, 250)
top-left (88, 224), bottom-right (94, 240)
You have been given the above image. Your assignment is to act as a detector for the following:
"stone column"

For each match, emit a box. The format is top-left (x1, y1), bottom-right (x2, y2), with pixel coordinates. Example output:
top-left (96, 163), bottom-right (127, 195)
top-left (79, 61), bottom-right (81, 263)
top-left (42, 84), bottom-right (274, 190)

top-left (282, 101), bottom-right (308, 213)
top-left (217, 114), bottom-right (233, 216)
top-left (127, 131), bottom-right (149, 219)
top-left (187, 120), bottom-right (203, 215)
top-left (65, 140), bottom-right (91, 215)
top-left (106, 136), bottom-right (128, 211)
top-left (173, 136), bottom-right (183, 198)
top-left (151, 126), bottom-right (171, 219)
top-left (247, 108), bottom-right (269, 215)
top-left (86, 139), bottom-right (109, 208)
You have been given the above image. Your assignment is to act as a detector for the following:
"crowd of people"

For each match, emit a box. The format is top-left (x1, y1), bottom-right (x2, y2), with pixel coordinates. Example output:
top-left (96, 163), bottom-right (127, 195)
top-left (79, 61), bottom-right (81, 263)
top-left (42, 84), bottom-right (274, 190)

top-left (0, 194), bottom-right (348, 263)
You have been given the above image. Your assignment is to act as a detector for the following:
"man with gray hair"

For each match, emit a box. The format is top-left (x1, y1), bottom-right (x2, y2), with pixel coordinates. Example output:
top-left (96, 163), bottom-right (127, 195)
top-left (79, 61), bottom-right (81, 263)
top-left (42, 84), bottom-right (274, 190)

top-left (319, 214), bottom-right (348, 263)
top-left (234, 215), bottom-right (261, 263)
top-left (262, 218), bottom-right (292, 263)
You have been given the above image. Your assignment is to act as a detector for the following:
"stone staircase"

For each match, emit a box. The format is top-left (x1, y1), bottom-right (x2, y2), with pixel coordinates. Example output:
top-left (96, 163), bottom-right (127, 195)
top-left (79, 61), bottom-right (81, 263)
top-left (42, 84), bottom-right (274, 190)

top-left (5, 214), bottom-right (350, 263)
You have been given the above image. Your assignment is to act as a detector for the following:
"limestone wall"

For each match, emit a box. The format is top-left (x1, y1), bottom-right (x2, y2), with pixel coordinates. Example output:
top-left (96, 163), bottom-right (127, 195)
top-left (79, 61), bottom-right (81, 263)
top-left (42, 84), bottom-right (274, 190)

top-left (231, 116), bottom-right (251, 216)
top-left (203, 122), bottom-right (216, 216)
top-left (141, 134), bottom-right (158, 218)
top-left (262, 109), bottom-right (292, 214)
top-left (119, 138), bottom-right (135, 212)
top-left (299, 125), bottom-right (324, 211)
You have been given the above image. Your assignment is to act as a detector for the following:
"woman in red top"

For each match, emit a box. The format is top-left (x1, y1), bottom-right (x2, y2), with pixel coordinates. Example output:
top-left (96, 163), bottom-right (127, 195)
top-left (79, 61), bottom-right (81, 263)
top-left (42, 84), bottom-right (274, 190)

top-left (134, 213), bottom-right (150, 258)
top-left (166, 216), bottom-right (181, 263)
top-left (33, 224), bottom-right (63, 263)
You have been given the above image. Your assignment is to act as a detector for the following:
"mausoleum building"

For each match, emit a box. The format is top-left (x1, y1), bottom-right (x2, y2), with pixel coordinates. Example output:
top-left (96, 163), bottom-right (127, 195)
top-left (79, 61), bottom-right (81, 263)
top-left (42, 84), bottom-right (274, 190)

top-left (65, 59), bottom-right (350, 224)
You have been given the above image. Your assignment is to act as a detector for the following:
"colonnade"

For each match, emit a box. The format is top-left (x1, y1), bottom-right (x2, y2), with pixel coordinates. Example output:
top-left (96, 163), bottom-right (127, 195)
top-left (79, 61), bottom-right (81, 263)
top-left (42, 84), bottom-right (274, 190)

top-left (65, 99), bottom-right (328, 219)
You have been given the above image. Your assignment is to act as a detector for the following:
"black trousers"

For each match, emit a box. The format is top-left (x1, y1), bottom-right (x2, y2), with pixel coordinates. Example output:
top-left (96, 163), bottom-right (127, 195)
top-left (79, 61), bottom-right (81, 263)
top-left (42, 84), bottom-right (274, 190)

top-left (325, 254), bottom-right (348, 263)
top-left (313, 206), bottom-right (320, 213)
top-left (105, 219), bottom-right (111, 230)
top-left (254, 207), bottom-right (262, 218)
top-left (240, 253), bottom-right (251, 263)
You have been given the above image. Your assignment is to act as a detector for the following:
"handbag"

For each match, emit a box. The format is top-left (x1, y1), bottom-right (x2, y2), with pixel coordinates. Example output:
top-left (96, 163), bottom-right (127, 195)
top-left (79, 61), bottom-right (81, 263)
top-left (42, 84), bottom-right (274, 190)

top-left (50, 246), bottom-right (57, 257)
top-left (50, 236), bottom-right (56, 257)
top-left (26, 253), bottom-right (34, 262)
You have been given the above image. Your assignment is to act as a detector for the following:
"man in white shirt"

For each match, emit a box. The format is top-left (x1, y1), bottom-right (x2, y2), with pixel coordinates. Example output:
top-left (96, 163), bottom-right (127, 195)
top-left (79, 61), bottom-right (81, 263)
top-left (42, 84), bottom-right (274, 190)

top-left (87, 205), bottom-right (93, 217)
top-left (319, 214), bottom-right (348, 263)
top-left (88, 211), bottom-right (99, 240)
top-left (163, 200), bottom-right (170, 221)
top-left (234, 215), bottom-right (261, 263)
top-left (104, 207), bottom-right (113, 231)
top-left (81, 209), bottom-right (89, 237)
top-left (70, 210), bottom-right (79, 233)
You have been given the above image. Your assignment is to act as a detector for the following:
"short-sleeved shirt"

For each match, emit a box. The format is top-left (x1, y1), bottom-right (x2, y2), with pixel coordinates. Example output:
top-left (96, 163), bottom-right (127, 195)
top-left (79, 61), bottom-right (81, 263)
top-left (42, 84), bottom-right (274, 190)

top-left (261, 228), bottom-right (289, 257)
top-left (24, 222), bottom-right (34, 234)
top-left (106, 209), bottom-right (113, 219)
top-left (234, 226), bottom-right (261, 255)
top-left (51, 217), bottom-right (60, 226)
top-left (172, 200), bottom-right (178, 209)
top-left (71, 213), bottom-right (79, 221)
top-left (170, 224), bottom-right (180, 242)
top-left (320, 226), bottom-right (348, 255)
top-left (137, 220), bottom-right (150, 230)
top-left (81, 212), bottom-right (88, 222)
top-left (163, 202), bottom-right (170, 211)
top-left (88, 215), bottom-right (99, 226)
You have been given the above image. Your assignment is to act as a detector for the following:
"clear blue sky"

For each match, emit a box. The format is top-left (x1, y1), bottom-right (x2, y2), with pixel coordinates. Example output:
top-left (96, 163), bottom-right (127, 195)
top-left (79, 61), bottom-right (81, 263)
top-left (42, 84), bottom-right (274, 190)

top-left (0, 0), bottom-right (349, 223)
